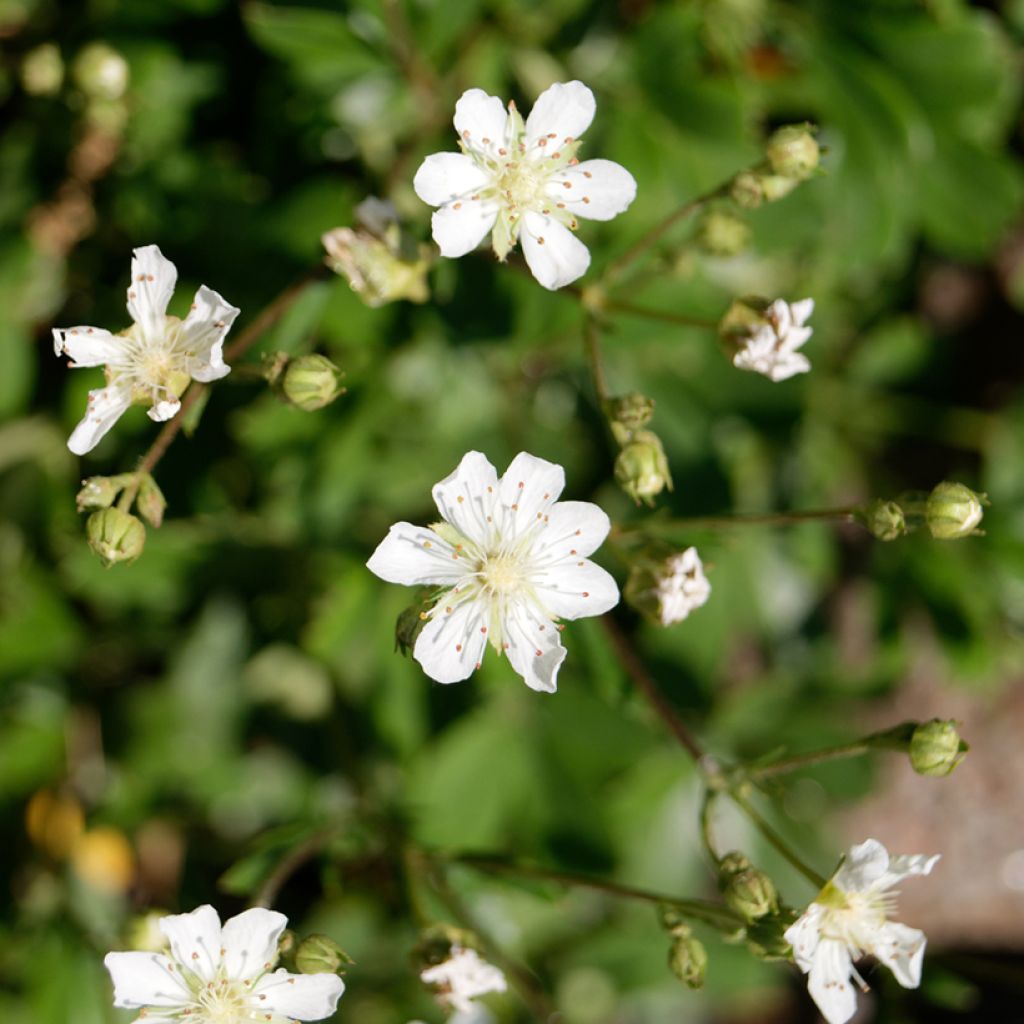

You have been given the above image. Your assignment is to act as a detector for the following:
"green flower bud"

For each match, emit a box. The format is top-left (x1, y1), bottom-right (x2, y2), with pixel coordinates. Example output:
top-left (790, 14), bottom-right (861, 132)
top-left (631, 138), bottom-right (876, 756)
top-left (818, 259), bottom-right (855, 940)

top-left (698, 210), bottom-right (751, 257)
top-left (667, 927), bottom-right (707, 989)
top-left (72, 42), bottom-right (128, 101)
top-left (282, 354), bottom-right (346, 412)
top-left (615, 431), bottom-right (673, 506)
top-left (86, 508), bottom-right (145, 566)
top-left (744, 908), bottom-right (797, 961)
top-left (76, 475), bottom-right (127, 512)
top-left (607, 392), bottom-right (656, 434)
top-left (857, 499), bottom-right (907, 542)
top-left (909, 719), bottom-right (967, 777)
top-left (730, 171), bottom-right (764, 209)
top-left (718, 851), bottom-right (778, 922)
top-left (925, 481), bottom-right (988, 539)
top-left (759, 174), bottom-right (801, 202)
top-left (765, 124), bottom-right (820, 181)
top-left (396, 599), bottom-right (428, 657)
top-left (295, 934), bottom-right (353, 976)
top-left (136, 474), bottom-right (166, 529)
top-left (22, 43), bottom-right (64, 96)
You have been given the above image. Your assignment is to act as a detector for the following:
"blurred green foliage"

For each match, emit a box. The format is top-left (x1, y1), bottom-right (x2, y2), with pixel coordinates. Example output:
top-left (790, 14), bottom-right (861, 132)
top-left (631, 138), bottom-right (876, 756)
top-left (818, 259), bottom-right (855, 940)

top-left (2, 0), bottom-right (1023, 1021)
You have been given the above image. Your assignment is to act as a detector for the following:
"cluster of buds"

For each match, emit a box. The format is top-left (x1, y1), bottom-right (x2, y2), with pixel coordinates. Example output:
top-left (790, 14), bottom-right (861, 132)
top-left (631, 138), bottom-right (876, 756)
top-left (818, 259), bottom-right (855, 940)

top-left (606, 392), bottom-right (673, 506)
top-left (76, 471), bottom-right (166, 566)
top-left (263, 352), bottom-right (347, 412)
top-left (730, 123), bottom-right (820, 209)
top-left (856, 481), bottom-right (988, 542)
top-left (322, 197), bottom-right (432, 308)
top-left (624, 546), bottom-right (711, 626)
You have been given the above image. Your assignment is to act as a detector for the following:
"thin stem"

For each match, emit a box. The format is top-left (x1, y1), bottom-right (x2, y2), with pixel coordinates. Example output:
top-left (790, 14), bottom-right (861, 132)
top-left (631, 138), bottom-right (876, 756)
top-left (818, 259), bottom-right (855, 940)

top-left (600, 615), bottom-right (707, 768)
top-left (252, 830), bottom-right (333, 909)
top-left (451, 854), bottom-right (742, 931)
top-left (699, 790), bottom-right (723, 867)
top-left (728, 790), bottom-right (826, 889)
top-left (603, 181), bottom-right (732, 285)
top-left (583, 313), bottom-right (611, 406)
top-left (749, 741), bottom-right (873, 781)
top-left (604, 300), bottom-right (718, 330)
top-left (616, 507), bottom-right (858, 536)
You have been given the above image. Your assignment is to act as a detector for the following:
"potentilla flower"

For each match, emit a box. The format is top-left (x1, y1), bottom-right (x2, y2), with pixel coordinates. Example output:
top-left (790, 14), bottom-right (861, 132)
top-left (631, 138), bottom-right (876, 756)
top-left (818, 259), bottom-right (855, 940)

top-left (413, 81), bottom-right (637, 290)
top-left (366, 451), bottom-right (619, 692)
top-left (420, 947), bottom-right (507, 1015)
top-left (104, 904), bottom-right (345, 1024)
top-left (730, 298), bottom-right (814, 382)
top-left (656, 547), bottom-right (711, 626)
top-left (784, 838), bottom-right (940, 1024)
top-left (53, 245), bottom-right (239, 454)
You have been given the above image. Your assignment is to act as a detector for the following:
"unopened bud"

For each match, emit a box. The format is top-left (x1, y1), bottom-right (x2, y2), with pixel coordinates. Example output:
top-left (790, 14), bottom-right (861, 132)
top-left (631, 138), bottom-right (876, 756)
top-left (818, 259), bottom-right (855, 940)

top-left (925, 481), bottom-right (987, 539)
top-left (396, 600), bottom-right (428, 656)
top-left (72, 42), bottom-right (128, 100)
top-left (765, 124), bottom-right (820, 181)
top-left (718, 851), bottom-right (778, 921)
top-left (76, 475), bottom-right (127, 512)
top-left (698, 210), bottom-right (751, 257)
top-left (909, 719), bottom-right (966, 777)
top-left (857, 499), bottom-right (907, 542)
top-left (295, 934), bottom-right (353, 976)
top-left (282, 354), bottom-right (346, 412)
top-left (87, 508), bottom-right (145, 566)
top-left (668, 927), bottom-right (707, 989)
top-left (759, 174), bottom-right (800, 202)
top-left (136, 474), bottom-right (166, 528)
top-left (730, 171), bottom-right (764, 209)
top-left (22, 43), bottom-right (64, 96)
top-left (607, 392), bottom-right (655, 434)
top-left (615, 430), bottom-right (673, 506)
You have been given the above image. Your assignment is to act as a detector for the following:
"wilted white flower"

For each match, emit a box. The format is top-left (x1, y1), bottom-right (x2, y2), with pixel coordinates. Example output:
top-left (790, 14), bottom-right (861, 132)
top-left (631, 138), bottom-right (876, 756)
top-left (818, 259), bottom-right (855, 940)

top-left (366, 451), bottom-right (619, 692)
top-left (103, 904), bottom-right (344, 1023)
top-left (785, 839), bottom-right (939, 1024)
top-left (733, 297), bottom-right (814, 382)
top-left (656, 547), bottom-right (711, 625)
top-left (413, 81), bottom-right (637, 290)
top-left (53, 245), bottom-right (239, 454)
top-left (421, 947), bottom-right (507, 1014)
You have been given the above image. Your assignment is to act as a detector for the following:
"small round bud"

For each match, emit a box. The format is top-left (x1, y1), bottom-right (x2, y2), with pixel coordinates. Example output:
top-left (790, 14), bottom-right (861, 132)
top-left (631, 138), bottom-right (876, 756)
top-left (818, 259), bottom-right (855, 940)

top-left (295, 934), bottom-right (353, 975)
top-left (909, 719), bottom-right (966, 777)
top-left (71, 42), bottom-right (129, 100)
top-left (282, 354), bottom-right (346, 412)
top-left (668, 928), bottom-right (707, 989)
top-left (925, 481), bottom-right (987, 539)
top-left (21, 43), bottom-right (64, 96)
top-left (759, 174), bottom-right (801, 202)
top-left (76, 475), bottom-right (125, 512)
top-left (858, 499), bottom-right (907, 542)
top-left (86, 508), bottom-right (145, 566)
top-left (698, 210), bottom-right (751, 257)
top-left (765, 124), bottom-right (820, 180)
top-left (136, 474), bottom-right (166, 529)
top-left (614, 430), bottom-right (673, 506)
top-left (730, 171), bottom-right (764, 209)
top-left (608, 392), bottom-right (656, 433)
top-left (718, 851), bottom-right (778, 921)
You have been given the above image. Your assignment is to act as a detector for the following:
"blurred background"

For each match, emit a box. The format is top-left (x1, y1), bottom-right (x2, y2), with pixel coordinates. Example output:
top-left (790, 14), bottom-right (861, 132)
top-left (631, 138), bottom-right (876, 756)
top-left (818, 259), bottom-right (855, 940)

top-left (2, 0), bottom-right (1024, 1021)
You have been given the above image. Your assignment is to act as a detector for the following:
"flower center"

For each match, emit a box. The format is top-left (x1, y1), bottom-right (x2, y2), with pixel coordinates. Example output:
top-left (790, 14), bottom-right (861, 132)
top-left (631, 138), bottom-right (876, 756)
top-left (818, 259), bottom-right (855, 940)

top-left (115, 319), bottom-right (191, 404)
top-left (497, 158), bottom-right (549, 211)
top-left (481, 552), bottom-right (526, 594)
top-left (194, 978), bottom-right (249, 1024)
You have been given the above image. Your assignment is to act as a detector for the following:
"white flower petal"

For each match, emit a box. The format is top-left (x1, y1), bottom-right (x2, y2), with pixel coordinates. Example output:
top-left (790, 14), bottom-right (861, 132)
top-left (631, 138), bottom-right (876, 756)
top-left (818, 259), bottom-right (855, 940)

top-left (67, 383), bottom-right (133, 455)
top-left (367, 522), bottom-right (466, 587)
top-left (873, 921), bottom-right (927, 989)
top-left (790, 297), bottom-right (815, 324)
top-left (158, 904), bottom-right (223, 983)
top-left (147, 399), bottom-right (181, 422)
top-left (432, 450), bottom-right (500, 547)
top-left (220, 907), bottom-right (288, 982)
top-left (414, 153), bottom-right (492, 208)
top-left (127, 245), bottom-right (178, 340)
top-left (834, 838), bottom-right (890, 893)
top-left (765, 352), bottom-right (811, 382)
top-left (878, 852), bottom-right (941, 891)
top-left (53, 326), bottom-right (124, 365)
top-left (520, 212), bottom-right (590, 290)
top-left (807, 938), bottom-right (857, 1024)
top-left (103, 951), bottom-right (191, 1009)
top-left (431, 201), bottom-right (499, 258)
top-left (179, 285), bottom-right (239, 383)
top-left (525, 80), bottom-right (595, 148)
top-left (550, 159), bottom-right (637, 221)
top-left (414, 597), bottom-right (489, 684)
top-left (529, 500), bottom-right (611, 563)
top-left (250, 969), bottom-right (345, 1021)
top-left (784, 904), bottom-right (825, 974)
top-left (454, 88), bottom-right (510, 152)
top-left (498, 451), bottom-right (565, 528)
top-left (502, 599), bottom-right (566, 692)
top-left (534, 558), bottom-right (619, 620)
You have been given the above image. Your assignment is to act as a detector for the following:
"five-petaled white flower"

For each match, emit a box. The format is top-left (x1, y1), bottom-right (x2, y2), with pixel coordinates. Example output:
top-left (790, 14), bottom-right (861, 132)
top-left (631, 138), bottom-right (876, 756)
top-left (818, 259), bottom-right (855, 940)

top-left (366, 450), bottom-right (619, 692)
top-left (657, 547), bottom-right (711, 626)
top-left (784, 838), bottom-right (940, 1024)
top-left (420, 947), bottom-right (507, 1015)
top-left (733, 298), bottom-right (814, 382)
top-left (53, 245), bottom-right (239, 454)
top-left (103, 904), bottom-right (344, 1024)
top-left (413, 80), bottom-right (637, 291)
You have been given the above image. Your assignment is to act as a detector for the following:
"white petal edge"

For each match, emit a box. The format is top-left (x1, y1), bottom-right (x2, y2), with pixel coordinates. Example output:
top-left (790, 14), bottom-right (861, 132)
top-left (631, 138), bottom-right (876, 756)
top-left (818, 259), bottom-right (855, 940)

top-left (525, 81), bottom-right (596, 148)
top-left (68, 383), bottom-right (133, 455)
top-left (250, 969), bottom-right (345, 1020)
top-left (530, 500), bottom-right (611, 563)
top-left (835, 838), bottom-right (890, 893)
top-left (534, 558), bottom-right (619, 620)
top-left (431, 201), bottom-right (499, 259)
top-left (366, 521), bottom-right (466, 587)
top-left (103, 951), bottom-right (192, 1009)
top-left (453, 88), bottom-right (510, 152)
top-left (432, 450), bottom-right (500, 547)
top-left (790, 297), bottom-right (815, 324)
top-left (414, 152), bottom-right (492, 208)
top-left (502, 599), bottom-right (566, 693)
top-left (180, 285), bottom-right (239, 383)
top-left (127, 245), bottom-right (178, 341)
top-left (550, 159), bottom-right (637, 222)
top-left (220, 907), bottom-right (288, 982)
top-left (158, 904), bottom-right (223, 983)
top-left (878, 852), bottom-right (941, 890)
top-left (785, 903), bottom-right (825, 974)
top-left (413, 597), bottom-right (489, 684)
top-left (53, 326), bottom-right (124, 366)
top-left (806, 938), bottom-right (858, 1024)
top-left (873, 921), bottom-right (927, 989)
top-left (498, 451), bottom-right (566, 529)
top-left (147, 399), bottom-right (181, 422)
top-left (520, 212), bottom-right (591, 290)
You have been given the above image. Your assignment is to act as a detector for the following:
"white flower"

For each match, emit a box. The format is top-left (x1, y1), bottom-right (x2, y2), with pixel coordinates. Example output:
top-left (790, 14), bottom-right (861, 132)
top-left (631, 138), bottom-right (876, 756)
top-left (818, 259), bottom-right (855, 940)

top-left (733, 298), bottom-right (814, 382)
top-left (784, 839), bottom-right (940, 1024)
top-left (103, 904), bottom-right (344, 1024)
top-left (366, 450), bottom-right (619, 692)
top-left (413, 80), bottom-right (637, 290)
top-left (421, 947), bottom-right (507, 1015)
top-left (656, 547), bottom-right (711, 626)
top-left (53, 245), bottom-right (240, 454)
